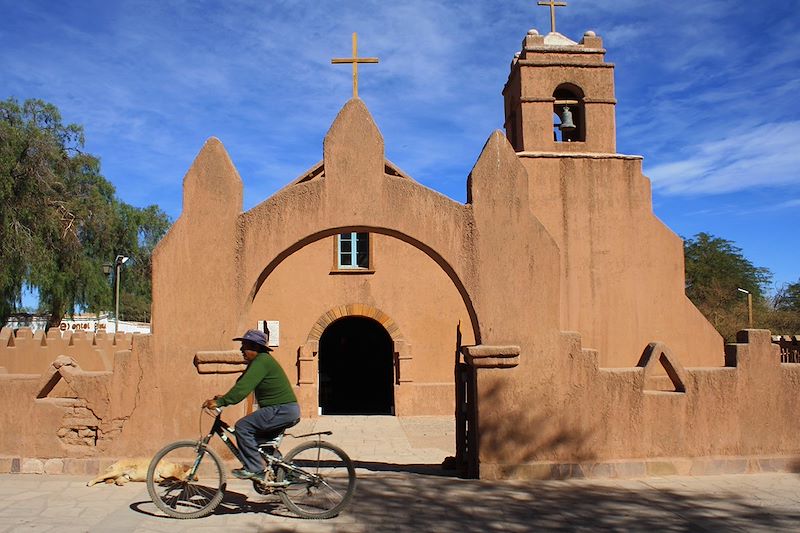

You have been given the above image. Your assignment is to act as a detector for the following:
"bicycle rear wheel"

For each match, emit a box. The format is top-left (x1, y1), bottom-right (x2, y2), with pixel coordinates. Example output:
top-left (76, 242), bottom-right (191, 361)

top-left (146, 440), bottom-right (226, 519)
top-left (277, 440), bottom-right (356, 519)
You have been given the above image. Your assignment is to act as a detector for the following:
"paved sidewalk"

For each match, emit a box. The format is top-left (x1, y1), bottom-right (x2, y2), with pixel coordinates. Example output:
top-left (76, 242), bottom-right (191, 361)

top-left (2, 472), bottom-right (799, 532)
top-left (1, 416), bottom-right (799, 532)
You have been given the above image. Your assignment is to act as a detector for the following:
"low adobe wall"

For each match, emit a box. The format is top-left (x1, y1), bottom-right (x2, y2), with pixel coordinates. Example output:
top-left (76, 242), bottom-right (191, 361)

top-left (0, 327), bottom-right (134, 373)
top-left (0, 331), bottom-right (242, 463)
top-left (474, 329), bottom-right (800, 479)
top-left (0, 325), bottom-right (798, 480)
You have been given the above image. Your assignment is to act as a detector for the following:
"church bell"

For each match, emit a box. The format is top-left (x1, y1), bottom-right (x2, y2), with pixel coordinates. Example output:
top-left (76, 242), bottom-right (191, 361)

top-left (559, 106), bottom-right (576, 132)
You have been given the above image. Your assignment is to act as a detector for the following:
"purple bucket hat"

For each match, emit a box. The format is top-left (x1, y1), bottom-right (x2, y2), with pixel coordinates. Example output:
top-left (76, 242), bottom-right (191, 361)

top-left (233, 329), bottom-right (271, 351)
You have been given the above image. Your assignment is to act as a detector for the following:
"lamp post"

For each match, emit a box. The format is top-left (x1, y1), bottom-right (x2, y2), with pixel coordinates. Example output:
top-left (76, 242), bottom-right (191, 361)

top-left (737, 288), bottom-right (753, 328)
top-left (114, 255), bottom-right (129, 333)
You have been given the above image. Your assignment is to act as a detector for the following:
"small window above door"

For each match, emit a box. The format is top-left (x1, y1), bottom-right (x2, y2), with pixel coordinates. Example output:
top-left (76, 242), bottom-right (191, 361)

top-left (333, 232), bottom-right (373, 273)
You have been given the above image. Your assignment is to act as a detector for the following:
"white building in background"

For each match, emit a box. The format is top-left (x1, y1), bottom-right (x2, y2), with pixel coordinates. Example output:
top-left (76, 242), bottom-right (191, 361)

top-left (4, 314), bottom-right (49, 333)
top-left (4, 313), bottom-right (150, 335)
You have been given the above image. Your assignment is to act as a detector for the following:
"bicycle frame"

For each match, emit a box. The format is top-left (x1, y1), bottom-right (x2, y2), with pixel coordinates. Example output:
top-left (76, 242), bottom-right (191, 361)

top-left (192, 410), bottom-right (333, 489)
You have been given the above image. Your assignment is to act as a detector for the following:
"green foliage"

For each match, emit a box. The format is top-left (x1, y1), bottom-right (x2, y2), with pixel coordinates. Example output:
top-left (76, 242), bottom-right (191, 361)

top-left (683, 232), bottom-right (773, 341)
top-left (684, 232), bottom-right (772, 301)
top-left (763, 280), bottom-right (800, 335)
top-left (0, 97), bottom-right (170, 326)
top-left (773, 280), bottom-right (800, 312)
top-left (112, 203), bottom-right (170, 322)
top-left (684, 233), bottom-right (800, 339)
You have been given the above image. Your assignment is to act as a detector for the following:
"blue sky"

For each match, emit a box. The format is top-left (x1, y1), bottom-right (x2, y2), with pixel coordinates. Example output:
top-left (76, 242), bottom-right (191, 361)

top-left (2, 0), bottom-right (798, 293)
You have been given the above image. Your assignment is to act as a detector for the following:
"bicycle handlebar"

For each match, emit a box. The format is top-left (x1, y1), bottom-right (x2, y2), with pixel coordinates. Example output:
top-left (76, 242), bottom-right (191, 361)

top-left (202, 404), bottom-right (223, 415)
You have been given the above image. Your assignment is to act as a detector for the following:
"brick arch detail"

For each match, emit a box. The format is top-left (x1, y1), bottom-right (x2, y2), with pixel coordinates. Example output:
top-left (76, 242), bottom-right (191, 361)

top-left (297, 304), bottom-right (413, 391)
top-left (306, 304), bottom-right (403, 343)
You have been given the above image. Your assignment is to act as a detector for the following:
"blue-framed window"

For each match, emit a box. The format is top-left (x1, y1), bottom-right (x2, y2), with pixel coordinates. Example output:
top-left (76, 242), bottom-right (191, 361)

top-left (338, 232), bottom-right (370, 269)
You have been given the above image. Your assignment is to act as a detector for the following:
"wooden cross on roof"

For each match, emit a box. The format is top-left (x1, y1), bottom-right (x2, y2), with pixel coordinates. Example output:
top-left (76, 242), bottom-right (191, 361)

top-left (538, 0), bottom-right (567, 33)
top-left (331, 33), bottom-right (379, 98)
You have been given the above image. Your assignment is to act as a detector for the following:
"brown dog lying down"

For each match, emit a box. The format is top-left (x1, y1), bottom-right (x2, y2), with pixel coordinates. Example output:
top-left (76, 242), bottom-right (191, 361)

top-left (86, 459), bottom-right (193, 486)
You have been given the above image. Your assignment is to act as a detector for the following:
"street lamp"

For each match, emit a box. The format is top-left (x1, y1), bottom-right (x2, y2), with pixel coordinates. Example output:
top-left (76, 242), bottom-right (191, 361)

top-left (737, 288), bottom-right (753, 328)
top-left (114, 255), bottom-right (129, 333)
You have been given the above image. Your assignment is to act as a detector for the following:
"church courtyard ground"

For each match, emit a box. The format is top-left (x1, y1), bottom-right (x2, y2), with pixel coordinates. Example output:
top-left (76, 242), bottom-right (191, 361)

top-left (0, 416), bottom-right (799, 532)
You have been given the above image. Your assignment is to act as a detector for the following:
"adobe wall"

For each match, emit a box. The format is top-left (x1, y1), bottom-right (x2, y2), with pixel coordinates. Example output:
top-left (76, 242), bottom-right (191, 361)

top-left (0, 332), bottom-right (140, 459)
top-left (519, 154), bottom-right (723, 367)
top-left (0, 327), bottom-right (133, 373)
top-left (0, 331), bottom-right (246, 462)
top-left (474, 329), bottom-right (800, 479)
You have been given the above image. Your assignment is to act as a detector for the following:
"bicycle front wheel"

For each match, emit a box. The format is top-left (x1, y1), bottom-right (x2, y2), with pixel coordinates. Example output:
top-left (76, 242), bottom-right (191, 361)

top-left (277, 440), bottom-right (356, 519)
top-left (146, 440), bottom-right (226, 519)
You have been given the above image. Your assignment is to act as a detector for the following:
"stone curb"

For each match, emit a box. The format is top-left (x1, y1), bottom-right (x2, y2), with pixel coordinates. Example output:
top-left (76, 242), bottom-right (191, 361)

top-left (2, 454), bottom-right (798, 480)
top-left (479, 455), bottom-right (800, 480)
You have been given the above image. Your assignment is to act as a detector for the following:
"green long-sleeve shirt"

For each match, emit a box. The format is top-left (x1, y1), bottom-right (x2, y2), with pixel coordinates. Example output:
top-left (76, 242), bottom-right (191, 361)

top-left (216, 352), bottom-right (297, 408)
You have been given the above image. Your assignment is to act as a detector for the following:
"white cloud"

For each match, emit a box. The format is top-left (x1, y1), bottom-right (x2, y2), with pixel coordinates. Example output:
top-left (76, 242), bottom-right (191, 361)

top-left (601, 23), bottom-right (647, 46)
top-left (646, 120), bottom-right (800, 195)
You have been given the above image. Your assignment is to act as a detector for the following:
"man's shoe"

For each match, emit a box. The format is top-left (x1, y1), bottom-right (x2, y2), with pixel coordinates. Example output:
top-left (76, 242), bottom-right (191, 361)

top-left (232, 468), bottom-right (263, 480)
top-left (231, 468), bottom-right (258, 479)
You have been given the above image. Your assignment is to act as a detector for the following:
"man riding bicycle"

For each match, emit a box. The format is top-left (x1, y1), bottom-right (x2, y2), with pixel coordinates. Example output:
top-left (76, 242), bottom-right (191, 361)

top-left (203, 329), bottom-right (300, 480)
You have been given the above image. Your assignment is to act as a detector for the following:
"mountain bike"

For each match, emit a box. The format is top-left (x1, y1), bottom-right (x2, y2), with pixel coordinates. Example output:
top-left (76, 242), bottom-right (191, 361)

top-left (146, 407), bottom-right (356, 520)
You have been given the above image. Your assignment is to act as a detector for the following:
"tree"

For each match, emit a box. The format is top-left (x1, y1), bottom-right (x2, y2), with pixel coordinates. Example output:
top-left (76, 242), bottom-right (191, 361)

top-left (683, 232), bottom-right (772, 340)
top-left (764, 279), bottom-right (800, 335)
top-left (0, 97), bottom-right (170, 326)
top-left (773, 280), bottom-right (800, 313)
top-left (111, 203), bottom-right (170, 322)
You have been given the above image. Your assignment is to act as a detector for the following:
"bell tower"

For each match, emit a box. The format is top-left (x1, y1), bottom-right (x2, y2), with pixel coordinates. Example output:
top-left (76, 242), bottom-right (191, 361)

top-left (503, 27), bottom-right (617, 153)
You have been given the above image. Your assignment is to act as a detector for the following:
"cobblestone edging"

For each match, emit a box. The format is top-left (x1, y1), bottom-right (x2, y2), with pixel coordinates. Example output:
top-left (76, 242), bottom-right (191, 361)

top-left (0, 457), bottom-right (245, 477)
top-left (0, 457), bottom-right (117, 476)
top-left (2, 455), bottom-right (798, 480)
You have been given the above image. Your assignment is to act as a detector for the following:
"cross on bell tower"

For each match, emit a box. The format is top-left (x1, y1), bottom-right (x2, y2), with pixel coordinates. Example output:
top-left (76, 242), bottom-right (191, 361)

top-left (537, 0), bottom-right (567, 33)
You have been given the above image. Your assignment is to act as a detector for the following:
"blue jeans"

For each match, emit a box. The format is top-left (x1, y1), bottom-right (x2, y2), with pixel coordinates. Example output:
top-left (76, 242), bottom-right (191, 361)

top-left (234, 402), bottom-right (300, 473)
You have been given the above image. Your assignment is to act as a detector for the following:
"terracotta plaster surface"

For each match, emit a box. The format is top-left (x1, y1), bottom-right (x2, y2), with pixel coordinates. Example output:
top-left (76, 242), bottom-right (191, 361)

top-left (0, 32), bottom-right (797, 477)
top-left (520, 155), bottom-right (723, 367)
top-left (476, 329), bottom-right (800, 480)
top-left (253, 234), bottom-right (474, 417)
top-left (504, 33), bottom-right (616, 153)
top-left (0, 328), bottom-right (133, 373)
top-left (0, 335), bottom-right (141, 458)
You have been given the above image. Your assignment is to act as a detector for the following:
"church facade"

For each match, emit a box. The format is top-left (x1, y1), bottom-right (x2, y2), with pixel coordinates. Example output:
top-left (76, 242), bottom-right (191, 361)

top-left (154, 27), bottom-right (727, 422)
top-left (0, 23), bottom-right (798, 479)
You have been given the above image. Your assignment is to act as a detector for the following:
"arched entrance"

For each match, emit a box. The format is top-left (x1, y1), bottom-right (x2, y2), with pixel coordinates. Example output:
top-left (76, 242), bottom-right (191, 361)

top-left (318, 316), bottom-right (394, 415)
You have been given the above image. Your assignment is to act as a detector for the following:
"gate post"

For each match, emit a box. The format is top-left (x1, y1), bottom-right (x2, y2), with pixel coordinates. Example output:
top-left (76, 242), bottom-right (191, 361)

top-left (457, 345), bottom-right (521, 479)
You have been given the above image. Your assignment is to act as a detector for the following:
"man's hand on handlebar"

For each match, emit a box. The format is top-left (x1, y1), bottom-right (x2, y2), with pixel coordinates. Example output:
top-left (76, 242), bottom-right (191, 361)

top-left (202, 398), bottom-right (219, 410)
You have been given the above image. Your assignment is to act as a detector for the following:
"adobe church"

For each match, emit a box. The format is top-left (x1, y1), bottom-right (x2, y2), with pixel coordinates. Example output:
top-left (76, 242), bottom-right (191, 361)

top-left (1, 8), bottom-right (798, 479)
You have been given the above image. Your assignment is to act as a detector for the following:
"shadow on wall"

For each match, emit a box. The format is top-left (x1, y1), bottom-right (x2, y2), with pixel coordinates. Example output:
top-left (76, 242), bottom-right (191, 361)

top-left (476, 380), bottom-right (595, 477)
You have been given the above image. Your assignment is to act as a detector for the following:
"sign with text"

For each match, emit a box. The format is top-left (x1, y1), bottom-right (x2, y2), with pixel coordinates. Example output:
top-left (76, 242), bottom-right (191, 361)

top-left (257, 320), bottom-right (280, 347)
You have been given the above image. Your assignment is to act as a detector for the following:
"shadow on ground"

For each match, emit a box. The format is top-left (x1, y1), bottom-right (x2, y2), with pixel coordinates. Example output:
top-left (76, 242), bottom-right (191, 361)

top-left (354, 460), bottom-right (459, 476)
top-left (130, 487), bottom-right (289, 518)
top-left (346, 472), bottom-right (800, 532)
top-left (131, 468), bottom-right (800, 531)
